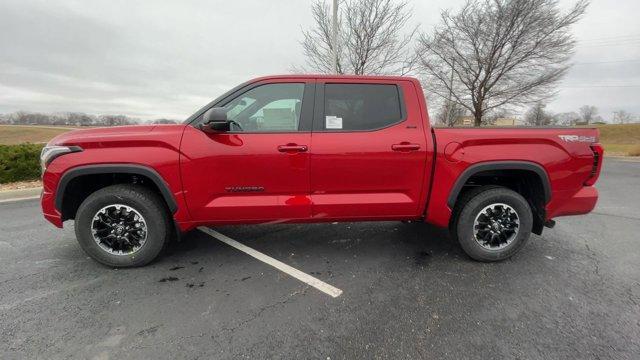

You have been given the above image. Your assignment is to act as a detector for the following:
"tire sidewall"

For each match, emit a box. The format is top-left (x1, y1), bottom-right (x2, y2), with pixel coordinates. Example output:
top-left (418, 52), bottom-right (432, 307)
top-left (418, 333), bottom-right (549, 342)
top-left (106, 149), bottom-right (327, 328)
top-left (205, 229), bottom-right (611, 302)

top-left (75, 186), bottom-right (168, 267)
top-left (456, 188), bottom-right (533, 262)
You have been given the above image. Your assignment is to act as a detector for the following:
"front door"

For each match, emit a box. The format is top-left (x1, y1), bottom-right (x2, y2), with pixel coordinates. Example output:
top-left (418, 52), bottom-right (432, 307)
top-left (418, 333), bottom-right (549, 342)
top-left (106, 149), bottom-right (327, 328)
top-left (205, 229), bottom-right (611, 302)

top-left (310, 80), bottom-right (429, 219)
top-left (180, 80), bottom-right (314, 223)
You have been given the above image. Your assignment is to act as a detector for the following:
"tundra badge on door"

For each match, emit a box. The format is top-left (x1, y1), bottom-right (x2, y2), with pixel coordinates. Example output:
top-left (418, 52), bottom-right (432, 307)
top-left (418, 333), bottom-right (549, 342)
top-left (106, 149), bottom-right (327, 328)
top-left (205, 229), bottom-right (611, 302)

top-left (225, 186), bottom-right (265, 193)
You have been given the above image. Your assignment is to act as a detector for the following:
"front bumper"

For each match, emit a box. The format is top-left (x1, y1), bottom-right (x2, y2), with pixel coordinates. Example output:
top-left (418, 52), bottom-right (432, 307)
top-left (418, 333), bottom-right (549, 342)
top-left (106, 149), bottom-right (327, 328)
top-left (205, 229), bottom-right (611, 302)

top-left (41, 184), bottom-right (63, 228)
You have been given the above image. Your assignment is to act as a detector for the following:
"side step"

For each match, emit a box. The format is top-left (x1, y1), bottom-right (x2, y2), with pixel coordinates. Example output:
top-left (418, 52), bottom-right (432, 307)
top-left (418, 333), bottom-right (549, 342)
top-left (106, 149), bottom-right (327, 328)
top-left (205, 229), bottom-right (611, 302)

top-left (544, 220), bottom-right (556, 229)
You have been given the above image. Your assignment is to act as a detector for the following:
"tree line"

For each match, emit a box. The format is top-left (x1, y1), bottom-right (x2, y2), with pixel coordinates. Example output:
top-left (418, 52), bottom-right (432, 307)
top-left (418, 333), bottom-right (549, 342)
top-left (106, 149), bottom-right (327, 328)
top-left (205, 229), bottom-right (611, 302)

top-left (298, 0), bottom-right (638, 126)
top-left (522, 104), bottom-right (638, 126)
top-left (0, 111), bottom-right (177, 126)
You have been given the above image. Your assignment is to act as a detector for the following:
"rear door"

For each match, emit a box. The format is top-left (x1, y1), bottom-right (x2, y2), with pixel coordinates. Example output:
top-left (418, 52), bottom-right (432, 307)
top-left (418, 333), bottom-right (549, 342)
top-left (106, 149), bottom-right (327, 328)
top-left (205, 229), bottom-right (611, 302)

top-left (180, 80), bottom-right (315, 223)
top-left (309, 79), bottom-right (429, 219)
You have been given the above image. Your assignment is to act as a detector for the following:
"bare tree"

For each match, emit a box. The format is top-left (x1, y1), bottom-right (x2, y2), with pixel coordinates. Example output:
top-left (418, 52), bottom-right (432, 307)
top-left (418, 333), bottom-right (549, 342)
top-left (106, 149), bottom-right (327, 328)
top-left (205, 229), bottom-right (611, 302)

top-left (417, 0), bottom-right (588, 126)
top-left (613, 110), bottom-right (633, 124)
top-left (9, 111), bottom-right (51, 125)
top-left (98, 115), bottom-right (135, 126)
top-left (435, 101), bottom-right (467, 126)
top-left (66, 112), bottom-right (95, 126)
top-left (9, 111), bottom-right (25, 125)
top-left (553, 111), bottom-right (580, 126)
top-left (1, 111), bottom-right (142, 126)
top-left (579, 105), bottom-right (598, 124)
top-left (150, 118), bottom-right (178, 124)
top-left (524, 102), bottom-right (552, 126)
top-left (298, 0), bottom-right (417, 75)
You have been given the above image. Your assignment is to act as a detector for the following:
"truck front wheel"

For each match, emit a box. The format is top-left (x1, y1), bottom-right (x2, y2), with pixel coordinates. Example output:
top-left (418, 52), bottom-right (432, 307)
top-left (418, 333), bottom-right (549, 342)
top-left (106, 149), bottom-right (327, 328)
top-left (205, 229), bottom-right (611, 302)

top-left (454, 186), bottom-right (533, 262)
top-left (74, 184), bottom-right (171, 267)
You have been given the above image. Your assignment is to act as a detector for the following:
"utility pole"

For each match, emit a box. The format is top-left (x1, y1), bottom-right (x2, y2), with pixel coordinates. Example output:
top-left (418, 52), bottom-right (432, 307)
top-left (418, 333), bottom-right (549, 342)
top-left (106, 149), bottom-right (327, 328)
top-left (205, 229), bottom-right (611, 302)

top-left (332, 0), bottom-right (339, 74)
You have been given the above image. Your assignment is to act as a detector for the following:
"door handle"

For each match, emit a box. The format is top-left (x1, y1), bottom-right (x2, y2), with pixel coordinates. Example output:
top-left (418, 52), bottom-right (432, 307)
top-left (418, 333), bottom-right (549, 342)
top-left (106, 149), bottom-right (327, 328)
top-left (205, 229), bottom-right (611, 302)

top-left (391, 143), bottom-right (421, 152)
top-left (278, 144), bottom-right (308, 153)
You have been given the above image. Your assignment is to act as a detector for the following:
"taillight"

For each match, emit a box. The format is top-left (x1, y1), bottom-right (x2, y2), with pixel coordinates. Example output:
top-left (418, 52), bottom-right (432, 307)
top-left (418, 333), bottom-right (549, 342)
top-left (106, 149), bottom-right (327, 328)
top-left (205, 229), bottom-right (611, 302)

top-left (584, 143), bottom-right (604, 186)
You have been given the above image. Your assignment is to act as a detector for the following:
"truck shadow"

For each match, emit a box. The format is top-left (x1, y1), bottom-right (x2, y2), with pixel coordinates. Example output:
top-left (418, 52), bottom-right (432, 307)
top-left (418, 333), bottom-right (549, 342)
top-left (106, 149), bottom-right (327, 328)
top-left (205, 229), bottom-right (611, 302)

top-left (163, 221), bottom-right (468, 268)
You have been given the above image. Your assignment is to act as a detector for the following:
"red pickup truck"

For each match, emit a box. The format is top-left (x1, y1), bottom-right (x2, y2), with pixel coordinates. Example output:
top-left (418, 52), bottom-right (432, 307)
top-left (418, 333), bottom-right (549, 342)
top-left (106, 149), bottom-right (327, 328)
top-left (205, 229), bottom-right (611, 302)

top-left (40, 75), bottom-right (603, 267)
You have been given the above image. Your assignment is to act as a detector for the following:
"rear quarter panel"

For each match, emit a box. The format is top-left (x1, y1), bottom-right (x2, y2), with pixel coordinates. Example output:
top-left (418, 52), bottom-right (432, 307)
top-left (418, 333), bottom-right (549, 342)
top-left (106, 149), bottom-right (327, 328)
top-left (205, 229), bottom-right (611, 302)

top-left (426, 127), bottom-right (599, 227)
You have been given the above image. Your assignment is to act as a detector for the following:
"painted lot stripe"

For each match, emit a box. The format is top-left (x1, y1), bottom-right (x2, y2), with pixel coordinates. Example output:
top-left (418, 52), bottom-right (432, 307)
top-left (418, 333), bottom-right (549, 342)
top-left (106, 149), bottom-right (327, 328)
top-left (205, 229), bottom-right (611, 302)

top-left (0, 195), bottom-right (40, 204)
top-left (198, 227), bottom-right (343, 298)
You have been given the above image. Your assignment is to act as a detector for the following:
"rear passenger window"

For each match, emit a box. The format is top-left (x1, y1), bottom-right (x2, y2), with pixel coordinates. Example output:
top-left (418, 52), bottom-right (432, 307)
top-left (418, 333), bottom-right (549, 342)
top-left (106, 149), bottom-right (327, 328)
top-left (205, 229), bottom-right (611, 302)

top-left (323, 84), bottom-right (403, 131)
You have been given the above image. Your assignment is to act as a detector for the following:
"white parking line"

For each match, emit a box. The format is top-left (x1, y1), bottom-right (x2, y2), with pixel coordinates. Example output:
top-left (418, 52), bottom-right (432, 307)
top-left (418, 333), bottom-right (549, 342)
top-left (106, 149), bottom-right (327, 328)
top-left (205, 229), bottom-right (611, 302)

top-left (198, 227), bottom-right (343, 298)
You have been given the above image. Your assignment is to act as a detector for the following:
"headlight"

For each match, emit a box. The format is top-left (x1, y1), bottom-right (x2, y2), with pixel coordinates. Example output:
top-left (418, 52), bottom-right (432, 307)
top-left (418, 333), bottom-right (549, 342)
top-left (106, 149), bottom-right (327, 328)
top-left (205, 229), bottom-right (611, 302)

top-left (40, 145), bottom-right (82, 173)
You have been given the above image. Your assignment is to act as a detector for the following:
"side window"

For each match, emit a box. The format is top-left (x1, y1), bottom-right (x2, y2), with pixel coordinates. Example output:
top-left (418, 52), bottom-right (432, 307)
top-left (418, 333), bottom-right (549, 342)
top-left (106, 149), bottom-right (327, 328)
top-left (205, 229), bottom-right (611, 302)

top-left (222, 83), bottom-right (305, 132)
top-left (323, 84), bottom-right (403, 131)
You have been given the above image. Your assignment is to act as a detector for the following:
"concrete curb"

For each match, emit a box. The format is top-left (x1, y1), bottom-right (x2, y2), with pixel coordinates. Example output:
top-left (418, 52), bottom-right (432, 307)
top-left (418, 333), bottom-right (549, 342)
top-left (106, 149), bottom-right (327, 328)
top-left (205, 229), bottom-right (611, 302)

top-left (0, 187), bottom-right (42, 203)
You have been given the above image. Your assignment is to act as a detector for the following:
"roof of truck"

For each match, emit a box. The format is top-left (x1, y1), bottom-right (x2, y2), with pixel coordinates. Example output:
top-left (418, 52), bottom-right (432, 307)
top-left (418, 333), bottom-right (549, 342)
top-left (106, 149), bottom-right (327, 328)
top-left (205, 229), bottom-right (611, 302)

top-left (250, 74), bottom-right (420, 82)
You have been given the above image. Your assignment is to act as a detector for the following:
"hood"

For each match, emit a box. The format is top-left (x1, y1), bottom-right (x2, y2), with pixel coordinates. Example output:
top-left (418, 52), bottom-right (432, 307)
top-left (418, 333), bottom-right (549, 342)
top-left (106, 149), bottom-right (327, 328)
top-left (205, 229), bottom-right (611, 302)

top-left (48, 125), bottom-right (158, 146)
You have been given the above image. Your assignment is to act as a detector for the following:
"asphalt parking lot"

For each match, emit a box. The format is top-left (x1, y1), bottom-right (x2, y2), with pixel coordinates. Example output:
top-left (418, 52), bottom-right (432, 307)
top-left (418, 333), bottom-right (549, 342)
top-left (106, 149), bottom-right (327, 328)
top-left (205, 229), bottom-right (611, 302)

top-left (1, 159), bottom-right (639, 359)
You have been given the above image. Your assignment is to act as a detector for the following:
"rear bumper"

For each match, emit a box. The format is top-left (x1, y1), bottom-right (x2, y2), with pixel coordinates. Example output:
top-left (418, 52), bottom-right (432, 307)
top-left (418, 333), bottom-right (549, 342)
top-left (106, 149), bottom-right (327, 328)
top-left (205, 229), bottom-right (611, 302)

top-left (547, 186), bottom-right (598, 219)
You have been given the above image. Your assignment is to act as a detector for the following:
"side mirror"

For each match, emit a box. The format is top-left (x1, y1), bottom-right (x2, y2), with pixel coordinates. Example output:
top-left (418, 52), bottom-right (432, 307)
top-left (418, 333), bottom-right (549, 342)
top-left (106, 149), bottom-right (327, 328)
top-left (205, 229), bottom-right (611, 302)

top-left (200, 107), bottom-right (231, 133)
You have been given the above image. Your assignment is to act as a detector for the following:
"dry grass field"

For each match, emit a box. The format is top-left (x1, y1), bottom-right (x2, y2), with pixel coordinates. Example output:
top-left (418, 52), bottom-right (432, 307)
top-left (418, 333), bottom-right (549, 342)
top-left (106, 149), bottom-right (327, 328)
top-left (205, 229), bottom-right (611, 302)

top-left (594, 123), bottom-right (640, 156)
top-left (0, 125), bottom-right (77, 145)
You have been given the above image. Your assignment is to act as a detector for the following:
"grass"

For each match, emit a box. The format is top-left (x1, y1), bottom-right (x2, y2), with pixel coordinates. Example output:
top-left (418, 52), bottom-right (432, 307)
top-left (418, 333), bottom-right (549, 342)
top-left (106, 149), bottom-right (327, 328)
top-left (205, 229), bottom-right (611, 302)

top-left (595, 123), bottom-right (640, 156)
top-left (628, 145), bottom-right (640, 157)
top-left (601, 144), bottom-right (637, 156)
top-left (0, 125), bottom-right (77, 145)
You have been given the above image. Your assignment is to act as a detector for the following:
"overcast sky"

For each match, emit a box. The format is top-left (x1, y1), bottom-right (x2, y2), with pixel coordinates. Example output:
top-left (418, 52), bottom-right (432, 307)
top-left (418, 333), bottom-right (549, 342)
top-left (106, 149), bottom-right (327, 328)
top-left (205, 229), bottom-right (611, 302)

top-left (0, 0), bottom-right (638, 121)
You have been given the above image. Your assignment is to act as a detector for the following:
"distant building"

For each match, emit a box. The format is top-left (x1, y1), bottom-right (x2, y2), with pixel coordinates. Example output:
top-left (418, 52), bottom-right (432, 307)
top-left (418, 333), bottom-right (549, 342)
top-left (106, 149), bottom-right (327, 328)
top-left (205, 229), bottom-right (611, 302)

top-left (494, 117), bottom-right (517, 126)
top-left (453, 116), bottom-right (518, 127)
top-left (452, 116), bottom-right (517, 126)
top-left (453, 116), bottom-right (475, 126)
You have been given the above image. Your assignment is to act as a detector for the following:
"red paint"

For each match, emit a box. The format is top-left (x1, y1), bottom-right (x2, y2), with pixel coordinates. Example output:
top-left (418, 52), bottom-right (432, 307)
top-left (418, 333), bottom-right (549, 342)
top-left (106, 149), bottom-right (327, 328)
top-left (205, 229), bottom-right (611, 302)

top-left (425, 127), bottom-right (601, 227)
top-left (180, 126), bottom-right (312, 222)
top-left (41, 75), bottom-right (601, 233)
top-left (309, 78), bottom-right (431, 220)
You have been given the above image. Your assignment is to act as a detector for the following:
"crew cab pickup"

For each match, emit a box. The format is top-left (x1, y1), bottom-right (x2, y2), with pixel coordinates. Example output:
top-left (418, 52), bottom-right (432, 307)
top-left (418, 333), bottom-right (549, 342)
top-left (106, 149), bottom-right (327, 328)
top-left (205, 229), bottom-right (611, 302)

top-left (40, 75), bottom-right (603, 267)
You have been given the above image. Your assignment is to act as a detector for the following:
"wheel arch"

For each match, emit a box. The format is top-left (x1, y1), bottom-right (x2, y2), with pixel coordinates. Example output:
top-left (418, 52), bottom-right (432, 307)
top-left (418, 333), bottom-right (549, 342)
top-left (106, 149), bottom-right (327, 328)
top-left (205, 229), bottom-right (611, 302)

top-left (447, 161), bottom-right (551, 235)
top-left (448, 161), bottom-right (551, 208)
top-left (55, 164), bottom-right (178, 221)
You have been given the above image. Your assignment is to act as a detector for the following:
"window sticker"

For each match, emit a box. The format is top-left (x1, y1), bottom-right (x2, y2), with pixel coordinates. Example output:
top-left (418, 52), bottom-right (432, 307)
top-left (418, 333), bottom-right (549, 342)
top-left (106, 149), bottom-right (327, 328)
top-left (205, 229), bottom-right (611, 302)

top-left (325, 115), bottom-right (343, 129)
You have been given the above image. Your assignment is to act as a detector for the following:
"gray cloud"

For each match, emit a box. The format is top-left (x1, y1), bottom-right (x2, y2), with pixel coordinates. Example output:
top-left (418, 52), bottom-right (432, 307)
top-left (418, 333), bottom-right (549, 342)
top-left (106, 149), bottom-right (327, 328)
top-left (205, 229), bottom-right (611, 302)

top-left (0, 0), bottom-right (638, 121)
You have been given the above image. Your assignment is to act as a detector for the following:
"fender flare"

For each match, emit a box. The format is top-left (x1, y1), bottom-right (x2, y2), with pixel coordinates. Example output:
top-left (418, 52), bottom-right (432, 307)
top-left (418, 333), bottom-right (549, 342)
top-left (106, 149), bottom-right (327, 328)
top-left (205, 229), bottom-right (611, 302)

top-left (55, 164), bottom-right (178, 213)
top-left (447, 161), bottom-right (551, 208)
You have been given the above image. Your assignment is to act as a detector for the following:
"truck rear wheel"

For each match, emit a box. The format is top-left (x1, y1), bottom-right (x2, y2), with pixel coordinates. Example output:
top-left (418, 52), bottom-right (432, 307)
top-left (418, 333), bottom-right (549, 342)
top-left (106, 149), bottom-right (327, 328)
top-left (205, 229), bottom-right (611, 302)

top-left (454, 186), bottom-right (533, 262)
top-left (74, 184), bottom-right (170, 267)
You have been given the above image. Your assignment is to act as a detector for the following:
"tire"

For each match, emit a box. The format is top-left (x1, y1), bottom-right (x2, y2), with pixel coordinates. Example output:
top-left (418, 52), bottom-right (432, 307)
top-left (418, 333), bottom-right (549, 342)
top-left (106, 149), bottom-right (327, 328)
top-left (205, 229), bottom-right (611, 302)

top-left (454, 186), bottom-right (533, 262)
top-left (74, 184), bottom-right (171, 267)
